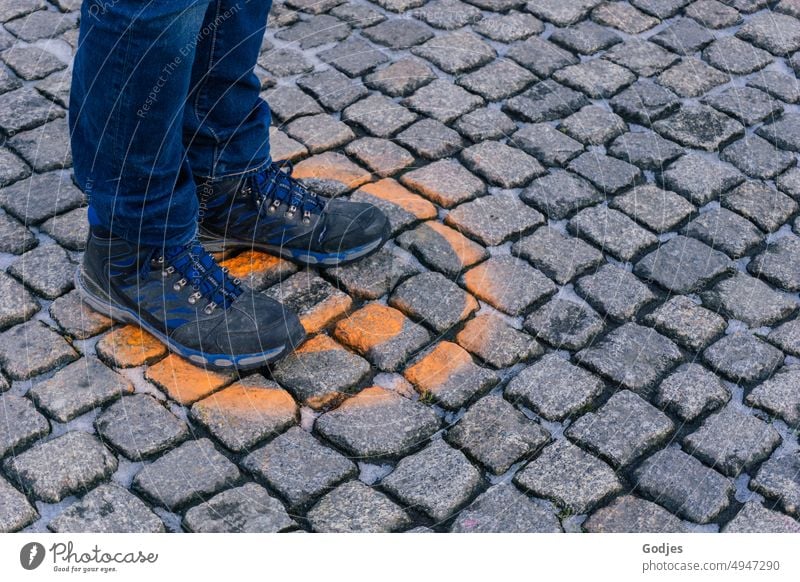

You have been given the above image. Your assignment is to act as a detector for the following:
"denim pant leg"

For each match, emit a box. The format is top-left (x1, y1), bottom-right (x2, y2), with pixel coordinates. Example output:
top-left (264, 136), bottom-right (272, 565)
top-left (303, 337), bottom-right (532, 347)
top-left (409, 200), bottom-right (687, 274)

top-left (69, 0), bottom-right (213, 247)
top-left (183, 0), bottom-right (273, 182)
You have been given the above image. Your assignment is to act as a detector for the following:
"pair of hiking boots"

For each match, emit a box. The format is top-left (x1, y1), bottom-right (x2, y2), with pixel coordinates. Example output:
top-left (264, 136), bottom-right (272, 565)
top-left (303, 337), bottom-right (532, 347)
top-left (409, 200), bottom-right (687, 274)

top-left (76, 161), bottom-right (389, 371)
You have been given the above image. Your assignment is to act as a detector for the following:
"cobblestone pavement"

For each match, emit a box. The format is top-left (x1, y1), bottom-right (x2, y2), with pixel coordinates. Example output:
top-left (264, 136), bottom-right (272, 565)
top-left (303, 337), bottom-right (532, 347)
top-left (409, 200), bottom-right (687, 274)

top-left (1, 0), bottom-right (800, 534)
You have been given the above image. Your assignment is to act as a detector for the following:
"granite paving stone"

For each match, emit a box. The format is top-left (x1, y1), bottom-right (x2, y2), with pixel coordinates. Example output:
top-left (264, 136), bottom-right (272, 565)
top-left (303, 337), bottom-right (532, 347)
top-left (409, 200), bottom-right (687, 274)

top-left (344, 137), bottom-right (414, 177)
top-left (380, 438), bottom-right (482, 522)
top-left (264, 272), bottom-right (351, 335)
top-left (0, 393), bottom-right (49, 458)
top-left (0, 320), bottom-right (78, 380)
top-left (1, 46), bottom-right (66, 81)
top-left (633, 447), bottom-right (734, 523)
top-left (684, 406), bottom-right (781, 477)
top-left (7, 117), bottom-right (72, 172)
top-left (183, 483), bottom-right (296, 533)
top-left (568, 205), bottom-right (657, 261)
top-left (0, 87), bottom-right (64, 136)
top-left (584, 495), bottom-right (688, 533)
top-left (519, 171), bottom-right (604, 220)
top-left (610, 184), bottom-right (694, 233)
top-left (8, 243), bottom-right (74, 299)
top-left (455, 59), bottom-right (536, 102)
top-left (722, 181), bottom-right (798, 233)
top-left (527, 0), bottom-right (603, 26)
top-left (445, 191), bottom-right (544, 246)
top-left (748, 235), bottom-right (800, 292)
top-left (396, 221), bottom-right (488, 276)
top-left (350, 179), bottom-right (436, 235)
top-left (461, 255), bottom-right (557, 316)
top-left (756, 112), bottom-right (800, 152)
top-left (133, 438), bottom-right (240, 510)
top-left (455, 314), bottom-right (542, 368)
top-left (635, 235), bottom-right (732, 294)
top-left (363, 57), bottom-right (435, 97)
top-left (95, 326), bottom-right (167, 369)
top-left (190, 375), bottom-right (298, 453)
top-left (28, 357), bottom-right (132, 423)
top-left (403, 341), bottom-right (500, 410)
top-left (745, 367), bottom-right (800, 428)
top-left (296, 69), bottom-right (369, 112)
top-left (701, 272), bottom-right (797, 328)
top-left (632, 0), bottom-right (693, 20)
top-left (3, 431), bottom-right (117, 503)
top-left (776, 165), bottom-right (800, 199)
top-left (333, 303), bottom-right (432, 371)
top-left (390, 271), bottom-right (478, 333)
top-left (257, 48), bottom-right (313, 77)
top-left (653, 105), bottom-right (744, 151)
top-left (767, 317), bottom-right (800, 357)
top-left (721, 135), bottom-right (796, 180)
top-left (553, 58), bottom-right (636, 99)
top-left (39, 206), bottom-right (89, 251)
top-left (511, 123), bottom-right (583, 167)
top-left (685, 0), bottom-right (742, 28)
top-left (362, 18), bottom-right (435, 50)
top-left (274, 14), bottom-right (350, 49)
top-left (503, 80), bottom-right (589, 123)
top-left (307, 480), bottom-right (411, 532)
top-left (48, 483), bottom-right (165, 533)
top-left (0, 149), bottom-right (30, 189)
top-left (550, 20), bottom-right (622, 55)
top-left (523, 298), bottom-right (605, 351)
top-left (651, 17), bottom-right (716, 54)
top-left (512, 226), bottom-right (604, 285)
top-left (473, 11), bottom-right (544, 42)
top-left (575, 263), bottom-right (657, 322)
top-left (446, 393), bottom-right (550, 474)
top-left (567, 151), bottom-right (643, 195)
top-left (96, 394), bottom-right (189, 460)
top-left (342, 94), bottom-right (417, 138)
top-left (658, 154), bottom-right (744, 205)
top-left (703, 332), bottom-right (785, 384)
top-left (505, 353), bottom-right (604, 421)
top-left (326, 248), bottom-right (420, 299)
top-left (0, 475), bottom-right (38, 532)
top-left (683, 207), bottom-right (764, 259)
top-left (144, 354), bottom-right (236, 406)
top-left (751, 452), bottom-right (800, 518)
top-left (403, 79), bottom-right (484, 124)
top-left (644, 296), bottom-right (727, 352)
top-left (410, 31), bottom-right (495, 74)
top-left (656, 364), bottom-right (730, 422)
top-left (723, 502), bottom-right (800, 533)
top-left (243, 426), bottom-right (356, 510)
top-left (0, 271), bottom-right (40, 331)
top-left (610, 79), bottom-right (680, 125)
top-left (450, 483), bottom-right (562, 533)
top-left (318, 38), bottom-right (389, 77)
top-left (399, 159), bottom-right (485, 208)
top-left (559, 105), bottom-right (627, 146)
top-left (566, 390), bottom-right (675, 468)
top-left (703, 86), bottom-right (783, 126)
top-left (593, 2), bottom-right (660, 33)
top-left (736, 11), bottom-right (800, 55)
top-left (748, 70), bottom-right (800, 104)
top-left (603, 39), bottom-right (678, 77)
top-left (272, 334), bottom-right (371, 410)
top-left (506, 36), bottom-right (578, 78)
top-left (514, 439), bottom-right (622, 515)
top-left (607, 132), bottom-right (684, 172)
top-left (395, 118), bottom-right (464, 160)
top-left (316, 386), bottom-right (439, 458)
top-left (575, 322), bottom-right (683, 393)
top-left (656, 57), bottom-right (730, 98)
top-left (454, 107), bottom-right (517, 142)
top-left (285, 114), bottom-right (355, 154)
top-left (412, 0), bottom-right (481, 30)
top-left (0, 170), bottom-right (84, 225)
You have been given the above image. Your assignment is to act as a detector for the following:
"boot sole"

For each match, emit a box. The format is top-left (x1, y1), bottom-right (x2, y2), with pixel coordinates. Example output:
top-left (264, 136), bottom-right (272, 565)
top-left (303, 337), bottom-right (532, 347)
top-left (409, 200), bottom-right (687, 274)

top-left (198, 225), bottom-right (389, 266)
top-left (75, 267), bottom-right (298, 371)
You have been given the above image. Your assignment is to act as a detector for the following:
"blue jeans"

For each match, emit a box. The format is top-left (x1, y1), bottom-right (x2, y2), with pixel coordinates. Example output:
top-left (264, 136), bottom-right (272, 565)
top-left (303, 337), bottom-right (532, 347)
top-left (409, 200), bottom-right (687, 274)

top-left (69, 0), bottom-right (273, 247)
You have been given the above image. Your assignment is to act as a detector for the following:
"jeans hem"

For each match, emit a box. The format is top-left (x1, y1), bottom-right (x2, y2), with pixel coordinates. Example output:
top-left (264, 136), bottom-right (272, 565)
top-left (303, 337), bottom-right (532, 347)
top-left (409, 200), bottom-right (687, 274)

top-left (193, 154), bottom-right (273, 184)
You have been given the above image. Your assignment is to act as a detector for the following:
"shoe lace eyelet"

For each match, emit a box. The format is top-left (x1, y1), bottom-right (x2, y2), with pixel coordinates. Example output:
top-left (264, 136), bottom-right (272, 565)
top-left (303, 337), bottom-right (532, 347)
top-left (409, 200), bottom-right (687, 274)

top-left (204, 302), bottom-right (217, 314)
top-left (162, 266), bottom-right (175, 277)
top-left (173, 278), bottom-right (187, 291)
top-left (188, 291), bottom-right (202, 305)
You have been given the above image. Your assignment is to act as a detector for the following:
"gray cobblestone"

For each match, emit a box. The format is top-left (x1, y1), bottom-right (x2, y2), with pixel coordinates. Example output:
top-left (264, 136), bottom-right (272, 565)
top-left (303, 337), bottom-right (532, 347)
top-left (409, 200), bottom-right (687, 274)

top-left (568, 205), bottom-right (656, 261)
top-left (456, 314), bottom-right (542, 368)
top-left (0, 475), bottom-right (38, 532)
top-left (575, 263), bottom-right (656, 322)
top-left (0, 393), bottom-right (49, 458)
top-left (183, 482), bottom-right (295, 533)
top-left (0, 271), bottom-right (39, 331)
top-left (701, 272), bottom-right (797, 328)
top-left (703, 332), bottom-right (784, 384)
top-left (307, 480), bottom-right (410, 532)
top-left (635, 235), bottom-right (732, 294)
top-left (704, 87), bottom-right (783, 126)
top-left (745, 367), bottom-right (800, 428)
top-left (0, 320), bottom-right (78, 380)
top-left (451, 483), bottom-right (561, 533)
top-left (524, 298), bottom-right (605, 351)
top-left (584, 495), bottom-right (688, 533)
top-left (751, 452), bottom-right (800, 518)
top-left (520, 171), bottom-right (603, 220)
top-left (49, 483), bottom-right (164, 533)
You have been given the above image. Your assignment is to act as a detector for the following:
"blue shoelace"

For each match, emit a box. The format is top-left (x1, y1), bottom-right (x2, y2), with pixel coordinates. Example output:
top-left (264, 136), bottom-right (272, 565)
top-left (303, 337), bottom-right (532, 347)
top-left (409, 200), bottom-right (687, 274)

top-left (248, 161), bottom-right (326, 224)
top-left (142, 242), bottom-right (243, 314)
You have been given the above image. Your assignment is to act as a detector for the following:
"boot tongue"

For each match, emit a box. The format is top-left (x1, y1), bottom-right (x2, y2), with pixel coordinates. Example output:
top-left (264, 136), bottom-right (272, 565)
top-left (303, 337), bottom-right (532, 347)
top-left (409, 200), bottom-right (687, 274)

top-left (163, 243), bottom-right (242, 309)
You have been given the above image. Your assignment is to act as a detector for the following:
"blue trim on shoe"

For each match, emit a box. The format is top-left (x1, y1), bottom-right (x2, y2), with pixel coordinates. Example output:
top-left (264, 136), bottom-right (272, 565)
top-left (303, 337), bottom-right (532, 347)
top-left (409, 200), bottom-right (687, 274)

top-left (75, 267), bottom-right (293, 371)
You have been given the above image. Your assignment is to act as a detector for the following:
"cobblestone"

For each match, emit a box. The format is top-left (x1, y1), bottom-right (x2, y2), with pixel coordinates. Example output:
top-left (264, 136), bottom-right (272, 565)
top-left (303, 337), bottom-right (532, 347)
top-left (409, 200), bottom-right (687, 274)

top-left (745, 367), bottom-right (800, 428)
top-left (701, 272), bottom-right (797, 328)
top-left (447, 393), bottom-right (550, 474)
top-left (751, 452), bottom-right (800, 518)
top-left (633, 447), bottom-right (734, 523)
top-left (568, 151), bottom-right (643, 196)
top-left (524, 298), bottom-right (604, 351)
top-left (635, 235), bottom-right (732, 294)
top-left (0, 393), bottom-right (49, 458)
top-left (703, 332), bottom-right (784, 384)
top-left (0, 271), bottom-right (39, 331)
top-left (575, 322), bottom-right (682, 393)
top-left (568, 205), bottom-right (656, 261)
top-left (705, 87), bottom-right (782, 127)
top-left (604, 39), bottom-right (678, 77)
top-left (397, 221), bottom-right (487, 276)
top-left (659, 154), bottom-right (744, 205)
top-left (575, 263), bottom-right (657, 322)
top-left (183, 483), bottom-right (295, 533)
top-left (396, 118), bottom-right (464, 160)
top-left (505, 353), bottom-right (604, 421)
top-left (445, 191), bottom-right (544, 246)
top-left (0, 475), bottom-right (38, 532)
top-left (49, 483), bottom-right (165, 533)
top-left (456, 314), bottom-right (541, 368)
top-left (316, 385), bottom-right (439, 458)
top-left (390, 271), bottom-right (478, 332)
top-left (683, 207), bottom-right (764, 259)
top-left (566, 390), bottom-right (675, 468)
top-left (514, 439), bottom-right (622, 515)
top-left (381, 438), bottom-right (482, 522)
top-left (520, 172), bottom-right (603, 220)
top-left (452, 483), bottom-right (561, 534)
top-left (723, 502), bottom-right (800, 533)
top-left (3, 431), bottom-right (117, 503)
top-left (512, 226), bottom-right (604, 285)
top-left (607, 132), bottom-right (684, 172)
top-left (307, 480), bottom-right (410, 532)
top-left (585, 495), bottom-right (688, 533)
top-left (0, 320), bottom-right (78, 380)
top-left (325, 245), bottom-right (421, 299)
top-left (684, 406), bottom-right (781, 477)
